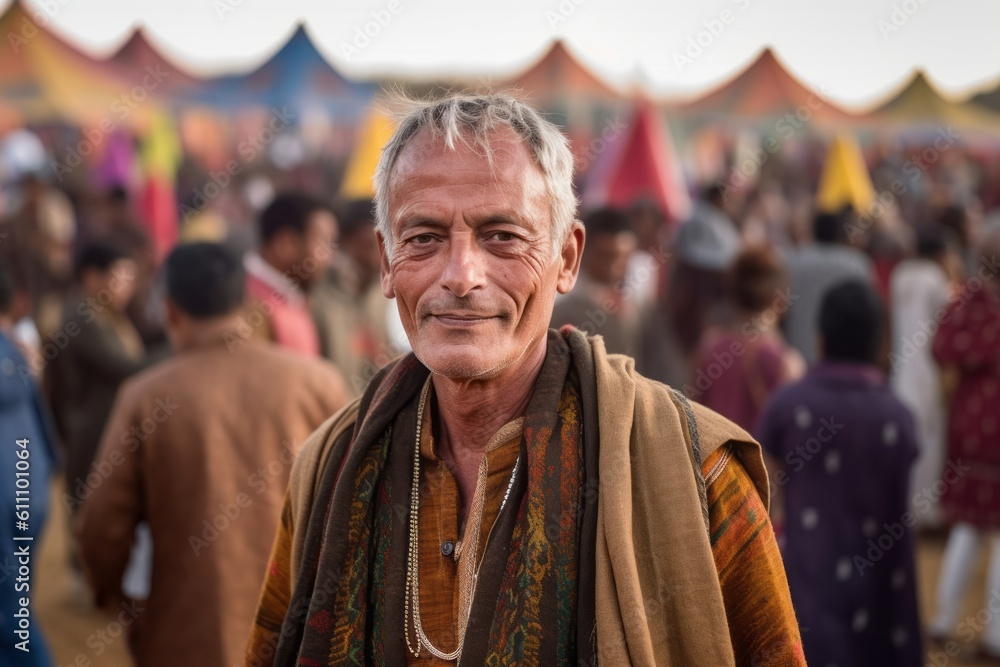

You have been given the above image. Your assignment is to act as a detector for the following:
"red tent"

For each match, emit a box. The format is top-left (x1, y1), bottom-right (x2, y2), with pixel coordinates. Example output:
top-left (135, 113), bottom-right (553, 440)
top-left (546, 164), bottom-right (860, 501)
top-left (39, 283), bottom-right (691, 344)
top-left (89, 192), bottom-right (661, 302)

top-left (582, 101), bottom-right (690, 223)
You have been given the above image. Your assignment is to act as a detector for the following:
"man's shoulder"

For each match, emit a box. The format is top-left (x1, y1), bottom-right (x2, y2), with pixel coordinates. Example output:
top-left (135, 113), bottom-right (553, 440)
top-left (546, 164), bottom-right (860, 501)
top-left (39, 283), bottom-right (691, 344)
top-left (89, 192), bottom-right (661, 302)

top-left (287, 398), bottom-right (361, 514)
top-left (606, 356), bottom-right (758, 468)
top-left (249, 343), bottom-right (345, 380)
top-left (627, 364), bottom-right (756, 442)
top-left (114, 354), bottom-right (180, 399)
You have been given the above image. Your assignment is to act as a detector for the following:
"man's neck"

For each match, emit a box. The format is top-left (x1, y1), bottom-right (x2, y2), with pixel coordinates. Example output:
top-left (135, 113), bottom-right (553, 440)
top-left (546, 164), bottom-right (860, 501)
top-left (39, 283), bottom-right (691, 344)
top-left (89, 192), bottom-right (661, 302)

top-left (429, 336), bottom-right (547, 514)
top-left (432, 339), bottom-right (546, 452)
top-left (172, 313), bottom-right (247, 352)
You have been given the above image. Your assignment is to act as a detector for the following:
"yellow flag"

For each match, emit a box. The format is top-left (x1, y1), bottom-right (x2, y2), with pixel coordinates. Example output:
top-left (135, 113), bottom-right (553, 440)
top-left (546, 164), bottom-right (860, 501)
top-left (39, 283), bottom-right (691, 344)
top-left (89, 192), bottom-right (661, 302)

top-left (816, 133), bottom-right (876, 213)
top-left (140, 111), bottom-right (181, 181)
top-left (340, 109), bottom-right (396, 199)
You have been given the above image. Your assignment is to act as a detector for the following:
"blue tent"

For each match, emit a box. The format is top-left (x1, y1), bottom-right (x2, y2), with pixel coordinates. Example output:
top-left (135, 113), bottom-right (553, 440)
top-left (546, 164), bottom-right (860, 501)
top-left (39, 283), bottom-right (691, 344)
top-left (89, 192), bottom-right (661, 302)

top-left (179, 25), bottom-right (375, 120)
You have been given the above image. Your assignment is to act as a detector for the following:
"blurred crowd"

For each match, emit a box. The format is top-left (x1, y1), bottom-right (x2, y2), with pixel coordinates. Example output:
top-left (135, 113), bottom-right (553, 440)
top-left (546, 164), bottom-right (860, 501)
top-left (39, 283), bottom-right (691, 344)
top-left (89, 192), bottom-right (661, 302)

top-left (1, 133), bottom-right (1000, 665)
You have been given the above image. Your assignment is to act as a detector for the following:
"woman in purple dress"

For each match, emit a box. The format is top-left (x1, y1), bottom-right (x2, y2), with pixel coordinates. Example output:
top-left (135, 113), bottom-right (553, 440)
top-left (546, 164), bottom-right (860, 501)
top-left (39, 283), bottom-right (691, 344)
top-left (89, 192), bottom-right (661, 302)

top-left (756, 280), bottom-right (923, 667)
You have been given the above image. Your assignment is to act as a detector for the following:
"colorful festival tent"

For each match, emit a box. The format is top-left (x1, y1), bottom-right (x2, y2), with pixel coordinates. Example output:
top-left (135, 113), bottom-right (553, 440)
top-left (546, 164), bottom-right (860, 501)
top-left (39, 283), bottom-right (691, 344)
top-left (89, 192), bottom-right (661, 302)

top-left (971, 80), bottom-right (1000, 116)
top-left (582, 101), bottom-right (690, 223)
top-left (866, 71), bottom-right (1000, 134)
top-left (505, 40), bottom-right (625, 135)
top-left (815, 133), bottom-right (876, 213)
top-left (508, 40), bottom-right (622, 101)
top-left (138, 112), bottom-right (182, 261)
top-left (339, 107), bottom-right (395, 199)
top-left (107, 28), bottom-right (203, 97)
top-left (676, 48), bottom-right (856, 126)
top-left (179, 24), bottom-right (375, 119)
top-left (0, 1), bottom-right (137, 124)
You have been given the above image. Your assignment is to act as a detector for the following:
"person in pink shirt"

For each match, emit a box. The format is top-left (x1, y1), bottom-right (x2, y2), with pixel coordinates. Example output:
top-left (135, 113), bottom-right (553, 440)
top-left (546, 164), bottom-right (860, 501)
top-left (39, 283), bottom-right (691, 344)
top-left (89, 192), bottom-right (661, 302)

top-left (243, 192), bottom-right (337, 356)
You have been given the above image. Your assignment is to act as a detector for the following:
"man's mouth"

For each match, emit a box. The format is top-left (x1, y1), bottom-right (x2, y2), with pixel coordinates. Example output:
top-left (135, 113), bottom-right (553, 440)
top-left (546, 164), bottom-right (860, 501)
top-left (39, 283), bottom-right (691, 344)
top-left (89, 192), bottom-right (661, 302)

top-left (429, 312), bottom-right (498, 326)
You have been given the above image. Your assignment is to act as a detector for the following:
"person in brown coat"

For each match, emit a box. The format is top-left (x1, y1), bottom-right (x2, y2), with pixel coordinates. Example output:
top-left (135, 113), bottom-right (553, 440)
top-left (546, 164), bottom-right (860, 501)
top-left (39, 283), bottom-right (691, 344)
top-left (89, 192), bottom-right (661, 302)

top-left (76, 242), bottom-right (349, 667)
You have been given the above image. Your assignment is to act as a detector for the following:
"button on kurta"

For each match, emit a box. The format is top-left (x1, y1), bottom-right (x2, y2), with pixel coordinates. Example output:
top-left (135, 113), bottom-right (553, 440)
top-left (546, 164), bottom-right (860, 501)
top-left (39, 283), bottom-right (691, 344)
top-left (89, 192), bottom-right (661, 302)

top-left (440, 541), bottom-right (455, 557)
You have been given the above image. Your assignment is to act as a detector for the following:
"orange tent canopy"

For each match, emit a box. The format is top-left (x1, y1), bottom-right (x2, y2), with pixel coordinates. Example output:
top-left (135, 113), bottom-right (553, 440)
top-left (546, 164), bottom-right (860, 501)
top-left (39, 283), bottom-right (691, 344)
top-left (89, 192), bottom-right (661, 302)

top-left (677, 48), bottom-right (856, 126)
top-left (0, 0), bottom-right (139, 124)
top-left (107, 28), bottom-right (202, 94)
top-left (506, 40), bottom-right (622, 101)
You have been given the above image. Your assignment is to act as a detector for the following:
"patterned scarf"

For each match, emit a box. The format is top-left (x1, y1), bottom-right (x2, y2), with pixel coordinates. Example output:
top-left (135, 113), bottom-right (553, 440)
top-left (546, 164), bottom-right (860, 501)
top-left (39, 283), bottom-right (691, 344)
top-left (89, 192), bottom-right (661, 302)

top-left (274, 329), bottom-right (600, 666)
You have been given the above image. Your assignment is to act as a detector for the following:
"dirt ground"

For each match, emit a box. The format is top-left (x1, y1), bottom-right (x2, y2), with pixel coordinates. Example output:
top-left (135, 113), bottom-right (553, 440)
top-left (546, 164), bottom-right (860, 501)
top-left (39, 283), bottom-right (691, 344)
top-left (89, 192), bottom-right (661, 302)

top-left (31, 481), bottom-right (999, 667)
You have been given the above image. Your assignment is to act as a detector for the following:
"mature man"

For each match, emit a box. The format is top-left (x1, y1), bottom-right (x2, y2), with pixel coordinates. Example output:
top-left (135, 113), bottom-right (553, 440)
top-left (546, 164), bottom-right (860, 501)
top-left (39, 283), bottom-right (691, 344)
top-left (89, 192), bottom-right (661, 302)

top-left (247, 94), bottom-right (803, 666)
top-left (244, 192), bottom-right (337, 356)
top-left (551, 206), bottom-right (641, 358)
top-left (77, 243), bottom-right (348, 667)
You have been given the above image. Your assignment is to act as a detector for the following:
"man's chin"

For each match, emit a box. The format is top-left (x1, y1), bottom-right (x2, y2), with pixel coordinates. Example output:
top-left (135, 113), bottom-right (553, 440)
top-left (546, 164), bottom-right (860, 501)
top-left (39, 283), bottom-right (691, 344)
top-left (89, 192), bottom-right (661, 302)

top-left (413, 342), bottom-right (508, 381)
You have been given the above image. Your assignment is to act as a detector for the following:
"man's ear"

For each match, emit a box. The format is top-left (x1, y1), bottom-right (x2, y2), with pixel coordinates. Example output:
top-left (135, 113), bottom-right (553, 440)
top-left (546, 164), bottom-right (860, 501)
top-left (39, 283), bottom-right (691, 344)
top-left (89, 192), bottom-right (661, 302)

top-left (556, 220), bottom-right (585, 294)
top-left (376, 231), bottom-right (395, 299)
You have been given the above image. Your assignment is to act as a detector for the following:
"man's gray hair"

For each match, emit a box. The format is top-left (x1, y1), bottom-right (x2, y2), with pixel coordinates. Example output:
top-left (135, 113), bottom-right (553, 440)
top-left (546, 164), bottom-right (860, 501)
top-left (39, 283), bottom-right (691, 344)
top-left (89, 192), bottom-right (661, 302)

top-left (373, 92), bottom-right (578, 258)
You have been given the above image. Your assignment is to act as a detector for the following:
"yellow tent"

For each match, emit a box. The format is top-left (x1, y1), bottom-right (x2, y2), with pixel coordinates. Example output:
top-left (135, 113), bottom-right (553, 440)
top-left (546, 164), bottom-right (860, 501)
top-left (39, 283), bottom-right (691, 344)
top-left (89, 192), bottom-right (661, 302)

top-left (816, 133), bottom-right (876, 213)
top-left (340, 109), bottom-right (396, 199)
top-left (0, 1), bottom-right (141, 125)
top-left (867, 72), bottom-right (1000, 133)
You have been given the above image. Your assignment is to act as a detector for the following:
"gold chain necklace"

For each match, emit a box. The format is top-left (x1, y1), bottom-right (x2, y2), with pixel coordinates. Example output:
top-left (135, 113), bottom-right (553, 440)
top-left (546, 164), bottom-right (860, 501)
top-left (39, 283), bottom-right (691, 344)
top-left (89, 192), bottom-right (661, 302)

top-left (403, 378), bottom-right (520, 661)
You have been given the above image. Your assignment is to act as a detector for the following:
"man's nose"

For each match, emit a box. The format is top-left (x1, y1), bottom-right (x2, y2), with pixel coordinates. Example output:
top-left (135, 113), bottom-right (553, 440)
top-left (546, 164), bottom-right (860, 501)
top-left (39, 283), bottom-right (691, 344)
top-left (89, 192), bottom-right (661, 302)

top-left (440, 236), bottom-right (487, 298)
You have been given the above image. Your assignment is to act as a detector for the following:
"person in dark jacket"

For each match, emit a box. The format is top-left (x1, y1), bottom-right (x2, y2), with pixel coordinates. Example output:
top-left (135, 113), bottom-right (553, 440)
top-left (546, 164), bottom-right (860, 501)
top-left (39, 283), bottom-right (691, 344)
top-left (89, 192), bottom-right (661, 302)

top-left (45, 242), bottom-right (151, 512)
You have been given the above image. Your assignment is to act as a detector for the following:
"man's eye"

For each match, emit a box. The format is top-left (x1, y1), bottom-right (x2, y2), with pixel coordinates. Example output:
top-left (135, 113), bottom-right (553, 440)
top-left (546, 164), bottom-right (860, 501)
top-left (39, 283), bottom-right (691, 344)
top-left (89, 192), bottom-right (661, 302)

top-left (411, 234), bottom-right (435, 244)
top-left (490, 231), bottom-right (516, 242)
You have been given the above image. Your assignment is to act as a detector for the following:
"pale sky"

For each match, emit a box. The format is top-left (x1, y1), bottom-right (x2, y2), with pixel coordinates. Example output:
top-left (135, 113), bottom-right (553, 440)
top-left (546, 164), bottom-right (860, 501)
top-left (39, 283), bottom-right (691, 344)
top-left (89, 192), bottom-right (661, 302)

top-left (14, 0), bottom-right (1000, 111)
